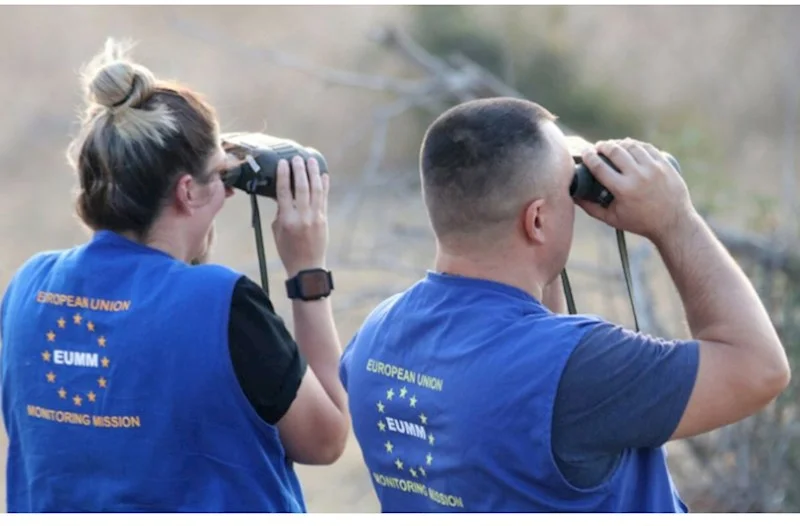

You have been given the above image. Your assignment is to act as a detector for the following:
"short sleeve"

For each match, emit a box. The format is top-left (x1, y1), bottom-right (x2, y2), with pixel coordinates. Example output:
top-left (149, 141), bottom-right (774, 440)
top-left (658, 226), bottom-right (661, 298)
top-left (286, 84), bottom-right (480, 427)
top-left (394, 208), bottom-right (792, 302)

top-left (551, 322), bottom-right (700, 487)
top-left (227, 276), bottom-right (307, 425)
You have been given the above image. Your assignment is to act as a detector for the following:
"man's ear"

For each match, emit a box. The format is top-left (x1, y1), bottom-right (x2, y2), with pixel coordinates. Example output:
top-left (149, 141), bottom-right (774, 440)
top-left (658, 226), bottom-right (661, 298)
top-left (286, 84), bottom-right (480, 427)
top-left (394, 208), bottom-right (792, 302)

top-left (522, 198), bottom-right (547, 245)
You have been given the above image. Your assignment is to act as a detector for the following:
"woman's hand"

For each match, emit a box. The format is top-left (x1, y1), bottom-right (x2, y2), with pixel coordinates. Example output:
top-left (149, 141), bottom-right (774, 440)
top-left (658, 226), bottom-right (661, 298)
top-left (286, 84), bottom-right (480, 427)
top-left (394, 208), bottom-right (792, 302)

top-left (271, 156), bottom-right (330, 278)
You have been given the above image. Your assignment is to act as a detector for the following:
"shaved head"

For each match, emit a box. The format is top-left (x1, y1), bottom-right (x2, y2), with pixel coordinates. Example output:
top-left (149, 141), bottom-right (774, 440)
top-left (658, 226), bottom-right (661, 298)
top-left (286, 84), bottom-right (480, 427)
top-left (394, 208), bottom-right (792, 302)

top-left (419, 97), bottom-right (561, 243)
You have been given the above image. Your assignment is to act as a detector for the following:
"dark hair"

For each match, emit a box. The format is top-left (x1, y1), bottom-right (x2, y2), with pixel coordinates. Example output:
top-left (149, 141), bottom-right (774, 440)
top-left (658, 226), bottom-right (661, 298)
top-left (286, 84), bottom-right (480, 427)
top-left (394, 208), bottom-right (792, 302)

top-left (67, 38), bottom-right (219, 238)
top-left (419, 97), bottom-right (556, 238)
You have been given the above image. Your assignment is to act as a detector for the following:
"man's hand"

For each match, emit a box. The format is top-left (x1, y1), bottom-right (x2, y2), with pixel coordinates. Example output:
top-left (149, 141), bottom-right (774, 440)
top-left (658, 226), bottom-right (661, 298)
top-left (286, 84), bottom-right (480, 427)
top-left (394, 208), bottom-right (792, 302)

top-left (272, 156), bottom-right (330, 278)
top-left (578, 139), bottom-right (694, 243)
top-left (575, 139), bottom-right (789, 442)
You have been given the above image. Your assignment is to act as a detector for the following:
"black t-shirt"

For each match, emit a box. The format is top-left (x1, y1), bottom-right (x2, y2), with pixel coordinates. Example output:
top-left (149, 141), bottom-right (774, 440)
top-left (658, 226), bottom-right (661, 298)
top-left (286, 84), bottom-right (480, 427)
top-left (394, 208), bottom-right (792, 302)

top-left (227, 276), bottom-right (307, 425)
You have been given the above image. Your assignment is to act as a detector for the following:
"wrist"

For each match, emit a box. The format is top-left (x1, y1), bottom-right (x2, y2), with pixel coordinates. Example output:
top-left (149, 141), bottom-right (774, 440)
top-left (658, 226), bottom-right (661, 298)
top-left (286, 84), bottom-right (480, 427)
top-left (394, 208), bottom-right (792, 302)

top-left (650, 206), bottom-right (703, 251)
top-left (285, 262), bottom-right (327, 279)
top-left (285, 267), bottom-right (334, 302)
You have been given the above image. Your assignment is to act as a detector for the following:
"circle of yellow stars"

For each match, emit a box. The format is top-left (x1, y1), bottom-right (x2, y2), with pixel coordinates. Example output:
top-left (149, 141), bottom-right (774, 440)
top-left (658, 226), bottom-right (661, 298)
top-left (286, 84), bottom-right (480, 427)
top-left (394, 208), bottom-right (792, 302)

top-left (377, 384), bottom-right (435, 479)
top-left (42, 314), bottom-right (111, 407)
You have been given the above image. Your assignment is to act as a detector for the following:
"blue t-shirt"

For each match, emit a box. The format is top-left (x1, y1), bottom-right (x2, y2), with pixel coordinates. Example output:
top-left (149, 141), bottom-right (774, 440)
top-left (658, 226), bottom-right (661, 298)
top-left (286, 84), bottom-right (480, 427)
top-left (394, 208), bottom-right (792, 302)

top-left (340, 271), bottom-right (698, 512)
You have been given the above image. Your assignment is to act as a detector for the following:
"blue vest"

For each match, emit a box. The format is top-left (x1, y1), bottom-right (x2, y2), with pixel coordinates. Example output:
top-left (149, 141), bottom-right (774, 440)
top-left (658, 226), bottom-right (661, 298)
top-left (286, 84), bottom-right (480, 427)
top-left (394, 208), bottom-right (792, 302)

top-left (1, 231), bottom-right (306, 512)
top-left (341, 272), bottom-right (687, 512)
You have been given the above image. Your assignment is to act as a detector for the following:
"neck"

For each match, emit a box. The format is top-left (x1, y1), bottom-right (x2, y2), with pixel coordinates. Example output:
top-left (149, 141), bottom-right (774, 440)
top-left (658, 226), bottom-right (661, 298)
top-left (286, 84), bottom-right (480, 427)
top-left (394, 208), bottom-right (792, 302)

top-left (121, 216), bottom-right (194, 263)
top-left (433, 241), bottom-right (549, 301)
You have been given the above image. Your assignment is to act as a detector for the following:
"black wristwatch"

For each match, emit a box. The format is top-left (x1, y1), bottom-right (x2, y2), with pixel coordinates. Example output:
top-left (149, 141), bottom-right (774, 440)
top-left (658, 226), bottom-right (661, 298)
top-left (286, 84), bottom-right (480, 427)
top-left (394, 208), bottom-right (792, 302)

top-left (285, 269), bottom-right (334, 301)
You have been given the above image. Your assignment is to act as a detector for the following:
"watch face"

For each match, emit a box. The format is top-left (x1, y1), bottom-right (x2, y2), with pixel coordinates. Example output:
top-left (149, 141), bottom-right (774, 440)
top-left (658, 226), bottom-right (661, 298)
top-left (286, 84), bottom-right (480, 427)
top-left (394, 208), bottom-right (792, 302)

top-left (299, 271), bottom-right (330, 297)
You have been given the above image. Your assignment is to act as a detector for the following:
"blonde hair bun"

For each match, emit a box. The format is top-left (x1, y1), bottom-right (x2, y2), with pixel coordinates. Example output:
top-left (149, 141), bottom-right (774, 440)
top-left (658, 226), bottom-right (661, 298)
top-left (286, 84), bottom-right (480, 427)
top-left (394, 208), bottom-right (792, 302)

top-left (82, 38), bottom-right (157, 111)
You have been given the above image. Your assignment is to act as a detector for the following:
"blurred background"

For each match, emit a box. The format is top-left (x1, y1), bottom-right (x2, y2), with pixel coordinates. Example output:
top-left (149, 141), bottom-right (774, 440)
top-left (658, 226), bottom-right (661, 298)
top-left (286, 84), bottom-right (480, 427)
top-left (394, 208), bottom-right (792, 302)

top-left (0, 4), bottom-right (798, 513)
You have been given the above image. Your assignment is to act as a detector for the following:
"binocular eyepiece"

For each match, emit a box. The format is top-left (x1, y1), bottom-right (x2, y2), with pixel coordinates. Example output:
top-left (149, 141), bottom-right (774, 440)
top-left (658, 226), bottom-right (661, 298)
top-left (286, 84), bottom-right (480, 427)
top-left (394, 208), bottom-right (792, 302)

top-left (570, 150), bottom-right (681, 208)
top-left (221, 132), bottom-right (328, 200)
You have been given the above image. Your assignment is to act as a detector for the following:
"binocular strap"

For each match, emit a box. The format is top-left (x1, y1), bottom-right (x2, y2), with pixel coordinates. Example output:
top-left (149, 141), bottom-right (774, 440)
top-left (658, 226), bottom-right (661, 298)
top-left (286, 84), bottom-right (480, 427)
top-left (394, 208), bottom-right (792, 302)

top-left (560, 229), bottom-right (640, 333)
top-left (250, 194), bottom-right (270, 296)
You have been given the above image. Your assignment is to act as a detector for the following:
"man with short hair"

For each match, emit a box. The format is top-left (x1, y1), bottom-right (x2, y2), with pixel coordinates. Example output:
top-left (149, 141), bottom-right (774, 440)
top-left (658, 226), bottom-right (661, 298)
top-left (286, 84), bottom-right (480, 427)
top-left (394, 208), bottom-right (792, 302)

top-left (339, 97), bottom-right (790, 512)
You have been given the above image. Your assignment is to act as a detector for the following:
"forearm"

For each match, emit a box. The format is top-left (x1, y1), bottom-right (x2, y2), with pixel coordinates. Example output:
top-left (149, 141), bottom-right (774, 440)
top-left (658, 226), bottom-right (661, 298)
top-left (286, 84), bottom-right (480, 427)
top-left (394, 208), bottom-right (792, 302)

top-left (653, 211), bottom-right (785, 361)
top-left (291, 297), bottom-right (348, 413)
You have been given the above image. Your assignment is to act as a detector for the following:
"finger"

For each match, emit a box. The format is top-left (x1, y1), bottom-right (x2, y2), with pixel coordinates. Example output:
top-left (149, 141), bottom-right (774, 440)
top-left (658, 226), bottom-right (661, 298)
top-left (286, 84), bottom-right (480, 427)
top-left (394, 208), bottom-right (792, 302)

top-left (621, 140), bottom-right (652, 166)
top-left (576, 198), bottom-right (612, 224)
top-left (306, 157), bottom-right (323, 211)
top-left (321, 173), bottom-right (330, 216)
top-left (596, 140), bottom-right (638, 175)
top-left (292, 156), bottom-right (310, 210)
top-left (580, 147), bottom-right (627, 194)
top-left (275, 159), bottom-right (292, 212)
top-left (639, 142), bottom-right (666, 163)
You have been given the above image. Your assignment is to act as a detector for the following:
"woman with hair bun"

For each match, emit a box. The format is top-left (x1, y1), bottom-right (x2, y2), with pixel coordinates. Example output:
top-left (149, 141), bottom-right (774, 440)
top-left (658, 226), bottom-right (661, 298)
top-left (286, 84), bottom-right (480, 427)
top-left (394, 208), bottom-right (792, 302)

top-left (0, 39), bottom-right (349, 512)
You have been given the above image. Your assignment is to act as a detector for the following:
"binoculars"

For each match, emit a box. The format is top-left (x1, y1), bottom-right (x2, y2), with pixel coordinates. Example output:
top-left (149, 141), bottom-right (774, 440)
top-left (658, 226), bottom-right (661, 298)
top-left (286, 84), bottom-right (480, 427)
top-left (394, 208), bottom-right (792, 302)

top-left (570, 146), bottom-right (681, 207)
top-left (220, 132), bottom-right (328, 199)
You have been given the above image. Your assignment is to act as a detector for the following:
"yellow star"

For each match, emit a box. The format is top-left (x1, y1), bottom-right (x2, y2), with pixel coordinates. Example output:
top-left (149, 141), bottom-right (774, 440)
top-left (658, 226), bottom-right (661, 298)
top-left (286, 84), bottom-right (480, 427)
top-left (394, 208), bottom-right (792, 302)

top-left (101, 356), bottom-right (110, 368)
top-left (384, 441), bottom-right (394, 453)
top-left (87, 321), bottom-right (95, 332)
top-left (98, 377), bottom-right (107, 388)
top-left (428, 433), bottom-right (435, 446)
top-left (58, 387), bottom-right (67, 399)
top-left (426, 453), bottom-right (433, 466)
top-left (46, 331), bottom-right (55, 342)
top-left (377, 420), bottom-right (386, 432)
top-left (41, 350), bottom-right (51, 362)
top-left (399, 386), bottom-right (408, 398)
top-left (386, 388), bottom-right (395, 400)
top-left (73, 394), bottom-right (82, 407)
top-left (87, 391), bottom-right (97, 403)
top-left (420, 413), bottom-right (428, 425)
top-left (395, 458), bottom-right (404, 470)
top-left (376, 401), bottom-right (385, 414)
top-left (409, 395), bottom-right (417, 408)
top-left (98, 336), bottom-right (106, 348)
top-left (46, 371), bottom-right (56, 383)
top-left (419, 467), bottom-right (427, 477)
top-left (73, 313), bottom-right (82, 325)
top-left (410, 468), bottom-right (418, 478)
top-left (57, 318), bottom-right (66, 329)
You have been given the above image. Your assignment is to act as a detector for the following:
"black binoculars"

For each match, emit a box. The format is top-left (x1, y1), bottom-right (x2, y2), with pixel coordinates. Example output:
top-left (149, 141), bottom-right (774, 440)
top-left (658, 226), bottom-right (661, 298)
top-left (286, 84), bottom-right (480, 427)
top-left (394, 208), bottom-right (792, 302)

top-left (570, 147), bottom-right (681, 208)
top-left (220, 132), bottom-right (328, 199)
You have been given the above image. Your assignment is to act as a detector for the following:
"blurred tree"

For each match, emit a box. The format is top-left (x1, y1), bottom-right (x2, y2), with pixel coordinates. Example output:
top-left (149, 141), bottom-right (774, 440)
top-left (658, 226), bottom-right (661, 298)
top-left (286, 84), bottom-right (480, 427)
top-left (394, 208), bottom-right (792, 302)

top-left (408, 5), bottom-right (645, 140)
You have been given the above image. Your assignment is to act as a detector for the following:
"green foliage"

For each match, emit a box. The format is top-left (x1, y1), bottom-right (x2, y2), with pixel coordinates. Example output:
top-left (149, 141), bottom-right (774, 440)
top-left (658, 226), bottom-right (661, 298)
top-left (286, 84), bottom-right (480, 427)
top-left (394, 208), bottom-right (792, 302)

top-left (407, 5), bottom-right (645, 141)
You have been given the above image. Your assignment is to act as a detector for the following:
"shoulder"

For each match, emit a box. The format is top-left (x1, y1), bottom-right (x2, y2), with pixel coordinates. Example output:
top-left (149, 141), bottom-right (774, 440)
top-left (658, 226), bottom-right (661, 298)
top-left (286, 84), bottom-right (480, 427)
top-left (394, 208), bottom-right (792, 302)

top-left (3, 248), bottom-right (72, 303)
top-left (554, 320), bottom-right (700, 449)
top-left (551, 320), bottom-right (700, 487)
top-left (184, 262), bottom-right (243, 282)
top-left (173, 263), bottom-right (244, 301)
top-left (559, 320), bottom-right (700, 400)
top-left (228, 274), bottom-right (278, 318)
top-left (14, 249), bottom-right (70, 277)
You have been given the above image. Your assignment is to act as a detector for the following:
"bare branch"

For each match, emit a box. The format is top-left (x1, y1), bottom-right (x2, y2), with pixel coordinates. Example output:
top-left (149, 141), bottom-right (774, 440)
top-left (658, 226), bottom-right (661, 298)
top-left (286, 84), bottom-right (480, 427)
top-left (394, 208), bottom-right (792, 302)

top-left (170, 15), bottom-right (425, 95)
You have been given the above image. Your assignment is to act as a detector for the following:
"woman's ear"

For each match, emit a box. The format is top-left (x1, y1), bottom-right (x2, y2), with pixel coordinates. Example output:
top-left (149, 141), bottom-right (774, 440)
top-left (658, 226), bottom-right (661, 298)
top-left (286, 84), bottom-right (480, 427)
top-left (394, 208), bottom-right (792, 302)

top-left (173, 173), bottom-right (207, 215)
